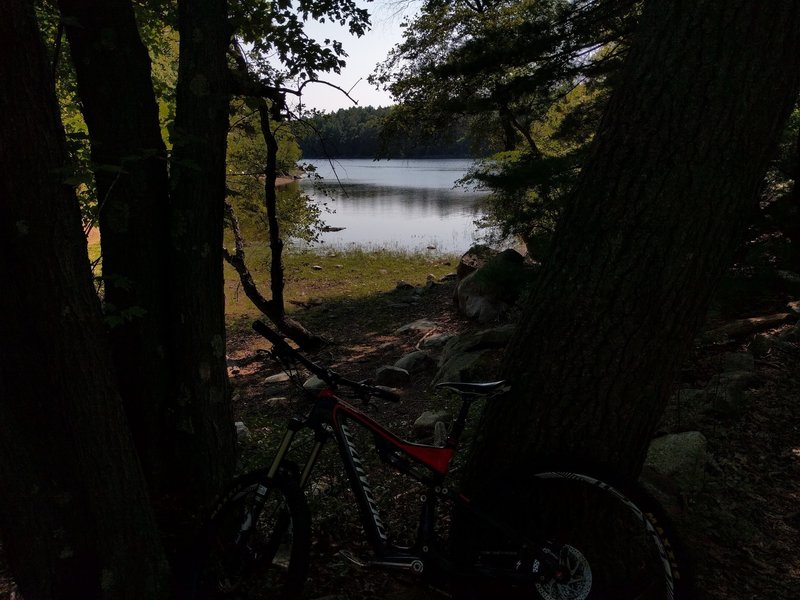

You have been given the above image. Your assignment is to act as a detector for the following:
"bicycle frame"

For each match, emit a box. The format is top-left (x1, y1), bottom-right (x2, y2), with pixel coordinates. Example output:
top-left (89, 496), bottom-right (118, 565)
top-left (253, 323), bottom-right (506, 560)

top-left (263, 387), bottom-right (558, 583)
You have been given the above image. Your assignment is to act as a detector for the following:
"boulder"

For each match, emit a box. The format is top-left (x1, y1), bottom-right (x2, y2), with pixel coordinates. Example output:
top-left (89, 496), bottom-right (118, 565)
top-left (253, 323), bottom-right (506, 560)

top-left (420, 332), bottom-right (456, 350)
top-left (413, 410), bottom-right (452, 438)
top-left (433, 325), bottom-right (515, 383)
top-left (455, 244), bottom-right (497, 282)
top-left (235, 421), bottom-right (251, 443)
top-left (376, 366), bottom-right (411, 388)
top-left (264, 372), bottom-right (290, 384)
top-left (644, 431), bottom-right (708, 492)
top-left (394, 351), bottom-right (435, 373)
top-left (303, 375), bottom-right (327, 392)
top-left (454, 249), bottom-right (532, 323)
top-left (395, 319), bottom-right (437, 334)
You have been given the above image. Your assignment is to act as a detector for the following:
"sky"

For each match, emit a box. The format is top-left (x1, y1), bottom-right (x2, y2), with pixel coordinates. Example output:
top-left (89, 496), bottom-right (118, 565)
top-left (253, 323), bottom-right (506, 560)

top-left (291, 1), bottom-right (417, 113)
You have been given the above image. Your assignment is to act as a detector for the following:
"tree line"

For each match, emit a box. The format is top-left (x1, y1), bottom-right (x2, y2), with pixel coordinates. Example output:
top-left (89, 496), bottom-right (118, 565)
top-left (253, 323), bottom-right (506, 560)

top-left (296, 105), bottom-right (492, 159)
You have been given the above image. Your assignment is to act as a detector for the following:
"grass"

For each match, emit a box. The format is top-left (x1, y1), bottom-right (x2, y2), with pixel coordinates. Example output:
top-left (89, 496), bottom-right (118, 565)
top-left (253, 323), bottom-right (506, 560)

top-left (86, 235), bottom-right (460, 326)
top-left (225, 243), bottom-right (459, 322)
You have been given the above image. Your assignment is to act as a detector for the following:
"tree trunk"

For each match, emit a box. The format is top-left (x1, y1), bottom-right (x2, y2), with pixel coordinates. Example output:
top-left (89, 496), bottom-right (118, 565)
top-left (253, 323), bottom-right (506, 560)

top-left (168, 0), bottom-right (235, 503)
top-left (0, 1), bottom-right (169, 597)
top-left (56, 0), bottom-right (173, 489)
top-left (466, 1), bottom-right (800, 488)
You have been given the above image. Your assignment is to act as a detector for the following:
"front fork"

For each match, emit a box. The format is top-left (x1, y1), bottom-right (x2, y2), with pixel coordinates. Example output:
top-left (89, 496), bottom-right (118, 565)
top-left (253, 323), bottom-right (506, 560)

top-left (237, 418), bottom-right (327, 545)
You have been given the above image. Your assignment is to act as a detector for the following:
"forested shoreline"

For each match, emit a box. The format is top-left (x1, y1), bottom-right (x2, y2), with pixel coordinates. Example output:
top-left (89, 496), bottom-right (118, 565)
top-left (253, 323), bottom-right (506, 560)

top-left (296, 105), bottom-right (492, 159)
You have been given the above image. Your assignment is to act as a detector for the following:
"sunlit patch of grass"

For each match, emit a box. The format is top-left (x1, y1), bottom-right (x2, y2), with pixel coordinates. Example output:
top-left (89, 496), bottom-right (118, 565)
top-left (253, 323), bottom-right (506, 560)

top-left (225, 244), bottom-right (458, 321)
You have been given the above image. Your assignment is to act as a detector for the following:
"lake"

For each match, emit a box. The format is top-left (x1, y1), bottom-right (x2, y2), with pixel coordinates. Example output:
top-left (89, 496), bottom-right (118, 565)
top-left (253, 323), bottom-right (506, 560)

top-left (296, 158), bottom-right (488, 254)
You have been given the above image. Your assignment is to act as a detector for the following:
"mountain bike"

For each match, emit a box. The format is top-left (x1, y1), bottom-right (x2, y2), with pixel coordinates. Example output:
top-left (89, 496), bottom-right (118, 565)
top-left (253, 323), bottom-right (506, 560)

top-left (195, 320), bottom-right (690, 599)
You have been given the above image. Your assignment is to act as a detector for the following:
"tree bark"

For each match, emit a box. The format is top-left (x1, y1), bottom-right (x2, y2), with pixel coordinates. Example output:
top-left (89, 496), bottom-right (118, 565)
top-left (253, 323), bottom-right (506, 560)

top-left (466, 1), bottom-right (800, 488)
top-left (0, 2), bottom-right (169, 597)
top-left (168, 0), bottom-right (235, 503)
top-left (56, 0), bottom-right (173, 489)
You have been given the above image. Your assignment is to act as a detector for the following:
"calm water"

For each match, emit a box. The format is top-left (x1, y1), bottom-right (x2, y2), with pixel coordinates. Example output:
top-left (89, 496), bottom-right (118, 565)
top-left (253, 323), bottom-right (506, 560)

top-left (297, 158), bottom-right (488, 253)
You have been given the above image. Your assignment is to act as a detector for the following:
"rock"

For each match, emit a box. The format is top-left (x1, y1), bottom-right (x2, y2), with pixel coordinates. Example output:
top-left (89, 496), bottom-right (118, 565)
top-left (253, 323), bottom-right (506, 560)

top-left (235, 421), bottom-right (251, 443)
top-left (427, 245), bottom-right (437, 250)
top-left (395, 319), bottom-right (437, 334)
top-left (439, 272), bottom-right (458, 282)
top-left (720, 351), bottom-right (755, 372)
top-left (335, 264), bottom-right (344, 269)
top-left (433, 325), bottom-right (515, 383)
top-left (265, 396), bottom-right (290, 407)
top-left (438, 325), bottom-right (515, 363)
top-left (454, 249), bottom-right (532, 323)
top-left (413, 410), bottom-right (452, 437)
top-left (644, 431), bottom-right (708, 492)
top-left (376, 366), bottom-right (411, 388)
top-left (749, 333), bottom-right (773, 358)
top-left (312, 265), bottom-right (323, 270)
top-left (433, 350), bottom-right (493, 384)
top-left (303, 375), bottom-right (327, 392)
top-left (456, 244), bottom-right (498, 281)
top-left (396, 280), bottom-right (414, 291)
top-left (394, 351), bottom-right (435, 373)
top-left (420, 332), bottom-right (456, 349)
top-left (264, 372), bottom-right (290, 384)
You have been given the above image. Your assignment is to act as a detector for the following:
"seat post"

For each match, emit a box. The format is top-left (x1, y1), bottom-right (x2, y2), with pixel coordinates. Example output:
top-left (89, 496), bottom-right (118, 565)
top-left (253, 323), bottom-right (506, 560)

top-left (445, 394), bottom-right (476, 448)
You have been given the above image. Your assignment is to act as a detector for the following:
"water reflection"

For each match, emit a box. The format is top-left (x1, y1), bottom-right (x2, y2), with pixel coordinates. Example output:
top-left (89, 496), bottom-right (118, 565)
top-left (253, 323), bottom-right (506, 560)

top-left (299, 159), bottom-right (488, 253)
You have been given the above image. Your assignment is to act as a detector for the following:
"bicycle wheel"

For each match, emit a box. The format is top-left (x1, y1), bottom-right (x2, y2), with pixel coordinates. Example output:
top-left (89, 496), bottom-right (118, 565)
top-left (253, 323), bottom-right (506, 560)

top-left (527, 472), bottom-right (689, 600)
top-left (454, 472), bottom-right (689, 600)
top-left (195, 467), bottom-right (311, 600)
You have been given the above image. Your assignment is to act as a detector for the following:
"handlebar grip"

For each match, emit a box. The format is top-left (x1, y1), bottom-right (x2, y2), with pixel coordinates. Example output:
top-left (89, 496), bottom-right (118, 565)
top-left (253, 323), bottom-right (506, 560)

top-left (252, 320), bottom-right (333, 384)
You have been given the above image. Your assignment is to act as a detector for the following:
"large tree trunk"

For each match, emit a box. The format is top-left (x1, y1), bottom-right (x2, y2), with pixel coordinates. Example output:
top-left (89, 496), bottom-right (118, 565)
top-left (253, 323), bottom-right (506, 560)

top-left (168, 0), bottom-right (235, 503)
top-left (0, 1), bottom-right (169, 597)
top-left (56, 0), bottom-right (173, 489)
top-left (466, 1), bottom-right (800, 487)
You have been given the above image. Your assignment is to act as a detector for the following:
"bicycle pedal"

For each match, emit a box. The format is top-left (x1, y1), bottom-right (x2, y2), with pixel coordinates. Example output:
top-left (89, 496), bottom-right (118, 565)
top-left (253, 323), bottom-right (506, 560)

top-left (339, 550), bottom-right (368, 567)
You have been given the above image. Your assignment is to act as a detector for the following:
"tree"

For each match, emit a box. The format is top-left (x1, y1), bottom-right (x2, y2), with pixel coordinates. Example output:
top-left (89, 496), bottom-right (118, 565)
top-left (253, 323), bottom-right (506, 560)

top-left (0, 1), bottom-right (170, 597)
top-left (55, 0), bottom-right (176, 491)
top-left (465, 0), bottom-right (800, 492)
top-left (0, 0), bottom-right (373, 595)
top-left (375, 0), bottom-right (638, 254)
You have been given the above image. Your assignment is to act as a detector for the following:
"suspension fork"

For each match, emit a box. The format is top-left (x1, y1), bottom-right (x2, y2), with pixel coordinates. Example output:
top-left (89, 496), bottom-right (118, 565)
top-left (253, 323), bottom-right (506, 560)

top-left (233, 417), bottom-right (306, 546)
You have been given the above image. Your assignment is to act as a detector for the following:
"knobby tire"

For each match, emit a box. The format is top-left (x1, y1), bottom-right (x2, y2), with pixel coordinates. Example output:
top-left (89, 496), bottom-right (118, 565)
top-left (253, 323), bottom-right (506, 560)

top-left (195, 466), bottom-right (311, 600)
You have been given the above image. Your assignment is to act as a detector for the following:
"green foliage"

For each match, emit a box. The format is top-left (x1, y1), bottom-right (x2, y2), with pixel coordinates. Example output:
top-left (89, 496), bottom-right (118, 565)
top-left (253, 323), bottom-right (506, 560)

top-left (467, 84), bottom-right (604, 257)
top-left (227, 99), bottom-right (323, 241)
top-left (231, 0), bottom-right (370, 86)
top-left (374, 0), bottom-right (639, 254)
top-left (297, 105), bottom-right (488, 158)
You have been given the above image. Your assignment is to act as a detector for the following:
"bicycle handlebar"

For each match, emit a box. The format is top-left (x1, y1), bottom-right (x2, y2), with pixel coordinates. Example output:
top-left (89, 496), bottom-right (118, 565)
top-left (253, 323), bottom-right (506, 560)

top-left (252, 320), bottom-right (401, 403)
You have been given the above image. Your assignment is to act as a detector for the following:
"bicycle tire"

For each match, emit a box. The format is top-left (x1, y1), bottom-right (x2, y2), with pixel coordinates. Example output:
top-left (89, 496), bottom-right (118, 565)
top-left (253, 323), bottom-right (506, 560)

top-left (195, 467), bottom-right (311, 600)
top-left (456, 472), bottom-right (690, 600)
